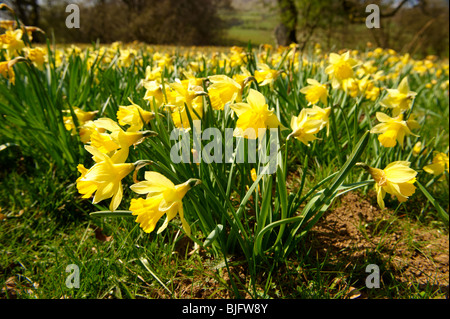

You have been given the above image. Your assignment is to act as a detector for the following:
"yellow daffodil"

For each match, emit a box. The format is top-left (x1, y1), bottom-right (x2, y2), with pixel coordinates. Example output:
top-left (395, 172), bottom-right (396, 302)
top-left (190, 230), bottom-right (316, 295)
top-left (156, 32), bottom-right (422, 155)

top-left (342, 77), bottom-right (360, 98)
top-left (229, 89), bottom-right (283, 139)
top-left (78, 120), bottom-right (103, 144)
top-left (287, 108), bottom-right (323, 145)
top-left (0, 20), bottom-right (16, 31)
top-left (232, 67), bottom-right (253, 88)
top-left (229, 46), bottom-right (247, 67)
top-left (358, 76), bottom-right (381, 101)
top-left (143, 66), bottom-right (162, 83)
top-left (0, 29), bottom-right (25, 54)
top-left (167, 79), bottom-right (205, 128)
top-left (254, 63), bottom-right (279, 87)
top-left (0, 60), bottom-right (15, 84)
top-left (207, 75), bottom-right (242, 110)
top-left (63, 107), bottom-right (98, 134)
top-left (129, 171), bottom-right (201, 235)
top-left (360, 161), bottom-right (417, 210)
top-left (380, 77), bottom-right (417, 116)
top-left (412, 141), bottom-right (427, 156)
top-left (116, 98), bottom-right (155, 132)
top-left (370, 112), bottom-right (419, 148)
top-left (305, 105), bottom-right (331, 136)
top-left (423, 152), bottom-right (449, 181)
top-left (25, 47), bottom-right (46, 70)
top-left (89, 118), bottom-right (154, 155)
top-left (251, 168), bottom-right (257, 182)
top-left (300, 79), bottom-right (328, 105)
top-left (325, 51), bottom-right (359, 88)
top-left (76, 145), bottom-right (135, 211)
top-left (143, 80), bottom-right (165, 109)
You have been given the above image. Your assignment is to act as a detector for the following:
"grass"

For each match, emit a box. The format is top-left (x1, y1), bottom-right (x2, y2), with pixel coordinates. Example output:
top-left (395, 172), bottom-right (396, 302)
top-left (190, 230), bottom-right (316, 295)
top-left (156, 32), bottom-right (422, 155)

top-left (225, 28), bottom-right (276, 47)
top-left (1, 166), bottom-right (447, 298)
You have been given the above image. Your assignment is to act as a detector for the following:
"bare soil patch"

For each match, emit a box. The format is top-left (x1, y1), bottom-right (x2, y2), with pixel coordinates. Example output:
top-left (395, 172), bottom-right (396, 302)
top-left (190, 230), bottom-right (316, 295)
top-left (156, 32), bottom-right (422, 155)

top-left (308, 191), bottom-right (449, 298)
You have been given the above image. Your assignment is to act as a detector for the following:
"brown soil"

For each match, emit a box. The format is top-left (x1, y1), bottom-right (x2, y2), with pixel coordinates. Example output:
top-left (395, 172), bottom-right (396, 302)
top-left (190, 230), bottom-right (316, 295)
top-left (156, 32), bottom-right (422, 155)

top-left (307, 191), bottom-right (449, 298)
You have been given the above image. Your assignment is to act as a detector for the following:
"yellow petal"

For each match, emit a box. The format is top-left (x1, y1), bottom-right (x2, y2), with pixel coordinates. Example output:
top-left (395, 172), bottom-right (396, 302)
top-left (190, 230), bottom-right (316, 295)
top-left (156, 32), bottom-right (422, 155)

top-left (246, 89), bottom-right (266, 109)
top-left (375, 112), bottom-right (392, 123)
top-left (423, 162), bottom-right (445, 176)
top-left (229, 102), bottom-right (252, 116)
top-left (384, 163), bottom-right (417, 183)
top-left (145, 171), bottom-right (175, 189)
top-left (109, 183), bottom-right (123, 211)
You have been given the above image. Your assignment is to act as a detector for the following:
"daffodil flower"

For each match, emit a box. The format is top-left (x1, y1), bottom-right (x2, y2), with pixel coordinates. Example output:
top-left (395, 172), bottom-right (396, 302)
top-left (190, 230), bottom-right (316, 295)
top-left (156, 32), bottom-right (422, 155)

top-left (229, 89), bottom-right (283, 139)
top-left (63, 107), bottom-right (98, 134)
top-left (412, 141), bottom-right (426, 157)
top-left (90, 117), bottom-right (155, 156)
top-left (76, 145), bottom-right (135, 211)
top-left (370, 112), bottom-right (419, 148)
top-left (116, 98), bottom-right (155, 132)
top-left (232, 67), bottom-right (253, 88)
top-left (300, 79), bottom-right (328, 105)
top-left (287, 108), bottom-right (323, 145)
top-left (359, 161), bottom-right (417, 210)
top-left (325, 51), bottom-right (359, 89)
top-left (167, 79), bottom-right (205, 128)
top-left (380, 77), bottom-right (417, 116)
top-left (24, 47), bottom-right (47, 70)
top-left (0, 29), bottom-right (25, 54)
top-left (129, 172), bottom-right (201, 235)
top-left (0, 60), bottom-right (15, 84)
top-left (207, 75), bottom-right (242, 110)
top-left (143, 80), bottom-right (165, 109)
top-left (305, 105), bottom-right (331, 136)
top-left (254, 63), bottom-right (279, 87)
top-left (423, 152), bottom-right (449, 181)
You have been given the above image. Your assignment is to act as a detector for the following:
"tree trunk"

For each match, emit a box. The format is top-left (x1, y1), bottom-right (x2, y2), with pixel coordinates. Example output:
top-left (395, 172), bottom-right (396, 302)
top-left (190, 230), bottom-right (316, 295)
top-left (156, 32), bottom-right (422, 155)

top-left (275, 0), bottom-right (298, 46)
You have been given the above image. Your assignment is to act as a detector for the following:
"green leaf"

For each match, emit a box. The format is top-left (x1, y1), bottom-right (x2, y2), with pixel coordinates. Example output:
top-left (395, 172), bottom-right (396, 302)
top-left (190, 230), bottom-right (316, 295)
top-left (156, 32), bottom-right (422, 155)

top-left (90, 210), bottom-right (134, 218)
top-left (203, 224), bottom-right (224, 248)
top-left (416, 181), bottom-right (449, 224)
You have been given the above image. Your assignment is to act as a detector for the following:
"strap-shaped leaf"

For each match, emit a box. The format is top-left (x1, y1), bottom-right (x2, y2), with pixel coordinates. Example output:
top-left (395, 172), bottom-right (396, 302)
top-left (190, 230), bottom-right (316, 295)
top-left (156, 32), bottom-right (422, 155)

top-left (416, 181), bottom-right (449, 224)
top-left (90, 210), bottom-right (134, 218)
top-left (203, 224), bottom-right (224, 248)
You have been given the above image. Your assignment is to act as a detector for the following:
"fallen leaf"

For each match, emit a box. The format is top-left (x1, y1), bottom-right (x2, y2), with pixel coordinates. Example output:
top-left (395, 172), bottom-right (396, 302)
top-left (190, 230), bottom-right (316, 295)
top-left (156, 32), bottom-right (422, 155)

top-left (93, 226), bottom-right (113, 242)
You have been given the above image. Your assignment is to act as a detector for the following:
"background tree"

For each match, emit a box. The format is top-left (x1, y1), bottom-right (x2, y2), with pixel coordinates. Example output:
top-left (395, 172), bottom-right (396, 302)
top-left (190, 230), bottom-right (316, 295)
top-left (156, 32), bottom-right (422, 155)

top-left (9, 0), bottom-right (226, 45)
top-left (272, 0), bottom-right (448, 56)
